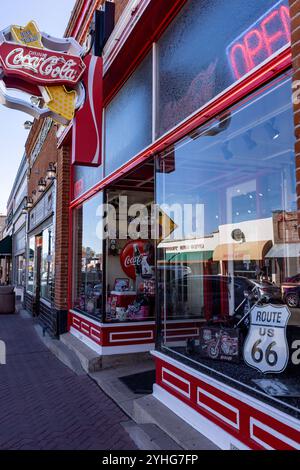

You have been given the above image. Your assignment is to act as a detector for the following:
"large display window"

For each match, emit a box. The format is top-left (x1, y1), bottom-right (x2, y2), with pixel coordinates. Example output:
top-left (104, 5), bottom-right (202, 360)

top-left (40, 226), bottom-right (53, 302)
top-left (73, 193), bottom-right (104, 320)
top-left (157, 0), bottom-right (290, 137)
top-left (27, 236), bottom-right (36, 294)
top-left (105, 51), bottom-right (153, 177)
top-left (105, 178), bottom-right (155, 323)
top-left (156, 73), bottom-right (300, 416)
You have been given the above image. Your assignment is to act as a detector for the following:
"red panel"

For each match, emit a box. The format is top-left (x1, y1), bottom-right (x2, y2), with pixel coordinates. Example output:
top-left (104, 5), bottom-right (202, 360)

top-left (252, 423), bottom-right (295, 450)
top-left (72, 54), bottom-right (103, 166)
top-left (155, 356), bottom-right (300, 450)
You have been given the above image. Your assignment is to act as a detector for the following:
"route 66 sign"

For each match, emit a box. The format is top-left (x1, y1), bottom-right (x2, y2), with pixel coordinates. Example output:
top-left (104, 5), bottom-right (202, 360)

top-left (243, 304), bottom-right (291, 374)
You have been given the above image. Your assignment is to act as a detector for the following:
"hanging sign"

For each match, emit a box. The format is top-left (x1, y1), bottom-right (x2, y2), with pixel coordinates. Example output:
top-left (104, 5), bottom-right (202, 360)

top-left (243, 304), bottom-right (291, 374)
top-left (0, 21), bottom-right (103, 166)
top-left (0, 43), bottom-right (85, 86)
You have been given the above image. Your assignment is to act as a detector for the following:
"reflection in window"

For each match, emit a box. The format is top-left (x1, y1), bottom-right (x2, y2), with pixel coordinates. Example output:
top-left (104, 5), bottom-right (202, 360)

top-left (157, 0), bottom-right (290, 137)
top-left (73, 194), bottom-right (104, 320)
top-left (27, 237), bottom-right (35, 293)
top-left (40, 227), bottom-right (53, 301)
top-left (105, 52), bottom-right (152, 176)
top-left (156, 74), bottom-right (300, 415)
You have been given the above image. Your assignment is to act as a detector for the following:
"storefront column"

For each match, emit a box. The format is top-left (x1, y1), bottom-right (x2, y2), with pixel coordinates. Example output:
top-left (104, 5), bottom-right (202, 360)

top-left (290, 0), bottom-right (300, 234)
top-left (54, 145), bottom-right (71, 334)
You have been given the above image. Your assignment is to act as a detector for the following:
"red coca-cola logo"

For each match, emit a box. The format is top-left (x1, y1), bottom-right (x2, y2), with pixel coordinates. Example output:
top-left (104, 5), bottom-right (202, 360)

top-left (0, 42), bottom-right (85, 86)
top-left (120, 240), bottom-right (152, 280)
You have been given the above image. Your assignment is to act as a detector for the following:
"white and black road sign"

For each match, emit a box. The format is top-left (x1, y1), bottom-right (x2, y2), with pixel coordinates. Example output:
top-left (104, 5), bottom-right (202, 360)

top-left (243, 304), bottom-right (291, 374)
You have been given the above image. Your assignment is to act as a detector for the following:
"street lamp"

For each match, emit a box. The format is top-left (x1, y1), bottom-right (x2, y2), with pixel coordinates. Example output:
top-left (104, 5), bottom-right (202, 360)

top-left (38, 178), bottom-right (47, 193)
top-left (46, 162), bottom-right (56, 181)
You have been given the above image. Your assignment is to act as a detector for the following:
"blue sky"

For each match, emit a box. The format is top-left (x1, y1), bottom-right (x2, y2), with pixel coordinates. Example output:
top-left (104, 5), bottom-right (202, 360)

top-left (0, 0), bottom-right (76, 213)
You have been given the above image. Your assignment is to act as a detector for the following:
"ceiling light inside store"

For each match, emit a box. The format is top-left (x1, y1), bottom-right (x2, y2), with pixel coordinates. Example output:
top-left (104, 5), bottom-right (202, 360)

top-left (266, 118), bottom-right (280, 140)
top-left (222, 142), bottom-right (234, 160)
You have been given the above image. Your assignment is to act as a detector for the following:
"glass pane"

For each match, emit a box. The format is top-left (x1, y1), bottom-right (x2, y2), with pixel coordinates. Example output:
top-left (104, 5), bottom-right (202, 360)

top-left (40, 227), bottom-right (53, 301)
top-left (73, 164), bottom-right (103, 199)
top-left (73, 193), bottom-right (104, 320)
top-left (156, 74), bottom-right (300, 414)
top-left (105, 52), bottom-right (152, 176)
top-left (27, 237), bottom-right (35, 293)
top-left (157, 0), bottom-right (290, 137)
top-left (105, 187), bottom-right (155, 323)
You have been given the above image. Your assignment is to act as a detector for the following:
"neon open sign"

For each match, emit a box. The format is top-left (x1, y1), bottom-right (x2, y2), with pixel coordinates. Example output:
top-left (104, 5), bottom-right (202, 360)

top-left (227, 0), bottom-right (290, 80)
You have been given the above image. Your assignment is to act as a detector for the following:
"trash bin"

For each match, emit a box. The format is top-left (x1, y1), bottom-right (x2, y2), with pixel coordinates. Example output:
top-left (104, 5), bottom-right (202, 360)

top-left (0, 286), bottom-right (15, 314)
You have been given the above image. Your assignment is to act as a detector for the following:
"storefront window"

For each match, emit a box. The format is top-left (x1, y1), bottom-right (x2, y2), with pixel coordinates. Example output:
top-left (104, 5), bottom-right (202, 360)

top-left (105, 186), bottom-right (155, 323)
top-left (27, 236), bottom-right (35, 293)
top-left (40, 227), bottom-right (53, 301)
top-left (16, 255), bottom-right (25, 287)
top-left (73, 164), bottom-right (103, 199)
top-left (105, 52), bottom-right (152, 177)
top-left (157, 0), bottom-right (290, 137)
top-left (73, 193), bottom-right (104, 320)
top-left (156, 74), bottom-right (300, 415)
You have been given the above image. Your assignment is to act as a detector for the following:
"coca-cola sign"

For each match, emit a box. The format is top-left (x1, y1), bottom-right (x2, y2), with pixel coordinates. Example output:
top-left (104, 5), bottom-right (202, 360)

top-left (120, 240), bottom-right (154, 280)
top-left (0, 42), bottom-right (85, 86)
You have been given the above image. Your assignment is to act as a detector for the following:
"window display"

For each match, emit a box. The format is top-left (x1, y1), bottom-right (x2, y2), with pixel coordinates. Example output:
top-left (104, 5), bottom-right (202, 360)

top-left (40, 226), bottom-right (53, 301)
top-left (156, 73), bottom-right (300, 415)
top-left (105, 188), bottom-right (155, 323)
top-left (27, 236), bottom-right (35, 293)
top-left (73, 193), bottom-right (104, 320)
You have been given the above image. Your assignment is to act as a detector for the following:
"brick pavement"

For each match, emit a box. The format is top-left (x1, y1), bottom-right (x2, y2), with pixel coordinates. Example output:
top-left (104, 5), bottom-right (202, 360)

top-left (0, 313), bottom-right (137, 450)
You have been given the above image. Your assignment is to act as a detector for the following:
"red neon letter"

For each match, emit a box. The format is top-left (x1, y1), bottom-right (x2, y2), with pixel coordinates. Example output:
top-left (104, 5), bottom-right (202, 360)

top-left (261, 10), bottom-right (286, 55)
top-left (229, 43), bottom-right (250, 79)
top-left (280, 5), bottom-right (291, 43)
top-left (244, 29), bottom-right (263, 69)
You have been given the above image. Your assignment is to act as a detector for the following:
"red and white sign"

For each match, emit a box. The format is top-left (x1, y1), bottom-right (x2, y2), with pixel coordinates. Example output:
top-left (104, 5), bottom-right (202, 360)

top-left (120, 240), bottom-right (153, 280)
top-left (72, 54), bottom-right (103, 167)
top-left (0, 42), bottom-right (85, 86)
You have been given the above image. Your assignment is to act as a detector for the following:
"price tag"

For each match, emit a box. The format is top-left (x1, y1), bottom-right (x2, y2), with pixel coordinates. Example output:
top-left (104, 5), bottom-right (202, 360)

top-left (243, 304), bottom-right (291, 373)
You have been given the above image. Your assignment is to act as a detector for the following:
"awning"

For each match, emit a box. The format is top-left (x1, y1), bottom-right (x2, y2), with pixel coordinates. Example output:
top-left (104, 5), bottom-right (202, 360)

top-left (266, 243), bottom-right (300, 258)
top-left (165, 251), bottom-right (213, 263)
top-left (213, 240), bottom-right (272, 262)
top-left (0, 236), bottom-right (12, 257)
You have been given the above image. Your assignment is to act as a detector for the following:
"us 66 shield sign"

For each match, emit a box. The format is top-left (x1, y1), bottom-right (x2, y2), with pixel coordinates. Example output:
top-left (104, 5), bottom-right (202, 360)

top-left (243, 304), bottom-right (291, 374)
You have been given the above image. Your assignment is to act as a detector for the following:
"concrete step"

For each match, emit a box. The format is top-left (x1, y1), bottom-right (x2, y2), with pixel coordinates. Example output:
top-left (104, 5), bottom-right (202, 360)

top-left (122, 421), bottom-right (182, 450)
top-left (60, 332), bottom-right (102, 373)
top-left (134, 394), bottom-right (219, 451)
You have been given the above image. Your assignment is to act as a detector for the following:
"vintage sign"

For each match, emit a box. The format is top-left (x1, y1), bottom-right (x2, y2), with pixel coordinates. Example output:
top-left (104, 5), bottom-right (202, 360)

top-left (0, 43), bottom-right (85, 86)
top-left (199, 327), bottom-right (241, 363)
top-left (0, 21), bottom-right (86, 124)
top-left (0, 21), bottom-right (103, 166)
top-left (243, 303), bottom-right (291, 374)
top-left (120, 240), bottom-right (154, 280)
top-left (72, 54), bottom-right (103, 166)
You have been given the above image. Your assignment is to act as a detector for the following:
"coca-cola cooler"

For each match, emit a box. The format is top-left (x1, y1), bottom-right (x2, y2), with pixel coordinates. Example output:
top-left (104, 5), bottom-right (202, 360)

top-left (110, 291), bottom-right (136, 309)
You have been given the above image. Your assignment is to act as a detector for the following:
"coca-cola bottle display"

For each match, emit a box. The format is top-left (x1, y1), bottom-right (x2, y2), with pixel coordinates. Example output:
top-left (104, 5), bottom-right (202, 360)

top-left (141, 242), bottom-right (154, 279)
top-left (133, 243), bottom-right (142, 277)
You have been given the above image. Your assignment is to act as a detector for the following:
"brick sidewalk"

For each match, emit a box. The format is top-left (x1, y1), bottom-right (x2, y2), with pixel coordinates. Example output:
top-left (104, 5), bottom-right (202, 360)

top-left (0, 313), bottom-right (137, 450)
